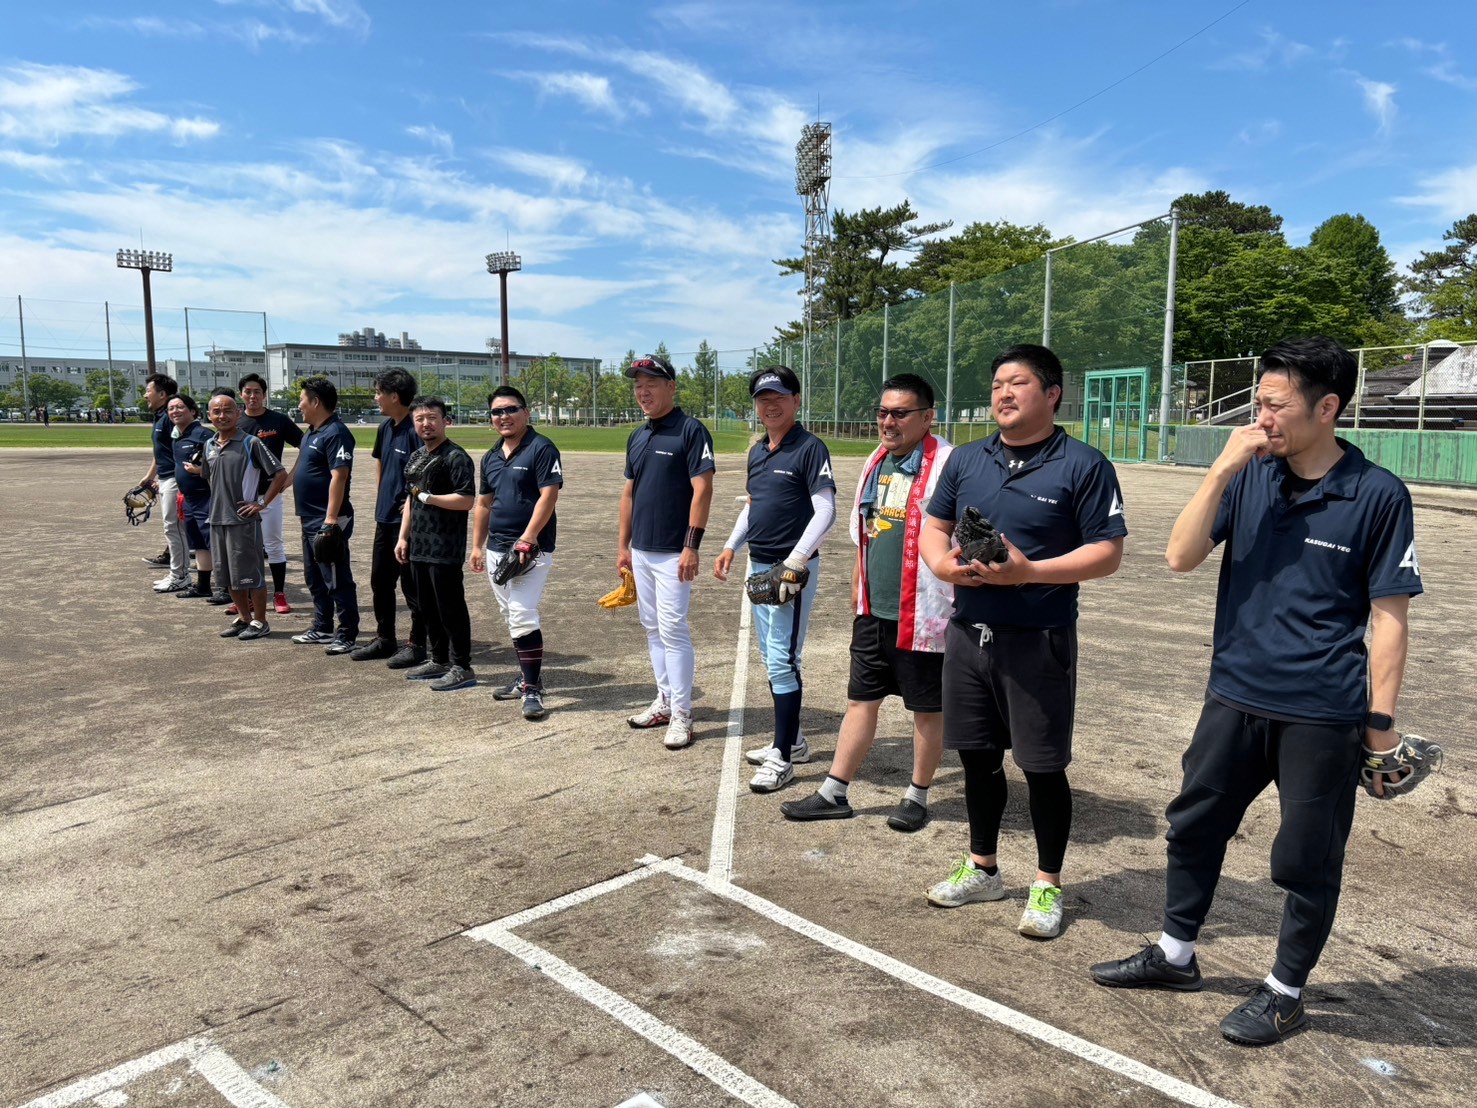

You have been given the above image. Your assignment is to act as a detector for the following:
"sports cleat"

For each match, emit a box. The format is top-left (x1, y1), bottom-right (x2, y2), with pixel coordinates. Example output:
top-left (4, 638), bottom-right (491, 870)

top-left (220, 620), bottom-right (249, 638)
top-left (664, 709), bottom-right (694, 750)
top-left (207, 589), bottom-right (232, 605)
top-left (1219, 984), bottom-right (1306, 1046)
top-left (745, 732), bottom-right (810, 766)
top-left (154, 576), bottom-right (191, 593)
top-left (143, 549), bottom-right (171, 566)
top-left (406, 659), bottom-right (450, 681)
top-left (238, 621), bottom-right (271, 641)
top-left (521, 686), bottom-right (546, 720)
top-left (273, 592), bottom-right (291, 615)
top-left (628, 694), bottom-right (671, 729)
top-left (1090, 944), bottom-right (1203, 991)
top-left (291, 629), bottom-right (336, 645)
top-left (887, 798), bottom-right (930, 833)
top-left (749, 749), bottom-right (795, 793)
top-left (349, 638), bottom-right (397, 661)
top-left (1018, 881), bottom-right (1064, 939)
top-left (926, 857), bottom-right (1006, 908)
top-left (386, 643), bottom-right (427, 669)
top-left (781, 791), bottom-right (854, 821)
top-left (429, 665), bottom-right (477, 692)
top-left (493, 677), bottom-right (526, 701)
top-left (176, 585), bottom-right (213, 600)
top-left (324, 635), bottom-right (357, 656)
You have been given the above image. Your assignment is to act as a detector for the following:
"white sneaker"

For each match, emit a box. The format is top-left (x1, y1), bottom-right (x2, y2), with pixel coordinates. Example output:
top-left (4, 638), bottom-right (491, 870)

top-left (628, 694), bottom-right (671, 730)
top-left (748, 749), bottom-right (795, 793)
top-left (1018, 880), bottom-right (1064, 939)
top-left (663, 709), bottom-right (694, 750)
top-left (926, 856), bottom-right (1006, 908)
top-left (153, 576), bottom-right (190, 593)
top-left (744, 732), bottom-right (810, 766)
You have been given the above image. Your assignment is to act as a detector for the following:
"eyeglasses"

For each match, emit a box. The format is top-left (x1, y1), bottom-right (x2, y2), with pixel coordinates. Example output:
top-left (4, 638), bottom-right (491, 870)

top-left (489, 405), bottom-right (525, 417)
top-left (875, 407), bottom-right (929, 422)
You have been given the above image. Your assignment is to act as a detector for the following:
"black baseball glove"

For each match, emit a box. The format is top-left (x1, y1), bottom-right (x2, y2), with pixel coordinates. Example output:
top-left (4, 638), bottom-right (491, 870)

top-left (123, 482), bottom-right (157, 526)
top-left (955, 506), bottom-right (1008, 565)
top-left (1360, 734), bottom-right (1443, 799)
top-left (745, 558), bottom-right (810, 606)
top-left (403, 449), bottom-right (444, 499)
top-left (312, 522), bottom-right (345, 564)
top-left (492, 540), bottom-right (541, 586)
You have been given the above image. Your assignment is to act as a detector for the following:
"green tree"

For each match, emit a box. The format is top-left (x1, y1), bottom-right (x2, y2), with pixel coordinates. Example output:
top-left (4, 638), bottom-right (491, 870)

top-left (21, 376), bottom-right (84, 411)
top-left (84, 368), bottom-right (134, 408)
top-left (909, 220), bottom-right (1063, 294)
top-left (1307, 214), bottom-right (1400, 320)
top-left (1403, 213), bottom-right (1477, 338)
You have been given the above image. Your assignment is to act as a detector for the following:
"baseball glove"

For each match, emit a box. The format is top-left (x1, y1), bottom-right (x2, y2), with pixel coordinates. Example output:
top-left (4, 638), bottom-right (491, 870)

top-left (1360, 734), bottom-right (1443, 800)
top-left (598, 568), bottom-right (638, 609)
top-left (312, 522), bottom-right (345, 565)
top-left (492, 540), bottom-right (540, 586)
top-left (403, 449), bottom-right (444, 499)
top-left (123, 482), bottom-right (157, 526)
top-left (955, 506), bottom-right (1008, 565)
top-left (746, 558), bottom-right (810, 606)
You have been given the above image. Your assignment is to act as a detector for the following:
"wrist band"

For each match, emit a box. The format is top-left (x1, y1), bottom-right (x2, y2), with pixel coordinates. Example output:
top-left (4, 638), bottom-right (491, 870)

top-left (417, 491), bottom-right (431, 504)
top-left (684, 526), bottom-right (705, 550)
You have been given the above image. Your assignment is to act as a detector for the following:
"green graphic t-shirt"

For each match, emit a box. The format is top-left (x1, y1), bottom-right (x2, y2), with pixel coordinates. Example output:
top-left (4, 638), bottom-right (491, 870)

top-left (863, 454), bottom-right (917, 620)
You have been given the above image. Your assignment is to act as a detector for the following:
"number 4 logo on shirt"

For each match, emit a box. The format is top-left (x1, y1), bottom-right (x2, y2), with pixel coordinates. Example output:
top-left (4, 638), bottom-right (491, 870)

top-left (550, 459), bottom-right (563, 476)
top-left (1109, 492), bottom-right (1124, 517)
top-left (1399, 541), bottom-right (1420, 576)
top-left (819, 461), bottom-right (834, 480)
top-left (701, 443), bottom-right (714, 461)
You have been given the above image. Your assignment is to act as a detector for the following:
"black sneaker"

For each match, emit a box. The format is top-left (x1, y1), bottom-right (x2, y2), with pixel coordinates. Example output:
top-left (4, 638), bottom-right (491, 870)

top-left (349, 638), bottom-right (397, 661)
top-left (780, 792), bottom-right (854, 821)
top-left (324, 636), bottom-right (357, 656)
top-left (207, 589), bottom-right (233, 605)
top-left (220, 620), bottom-right (249, 638)
top-left (1219, 984), bottom-right (1306, 1046)
top-left (493, 677), bottom-right (525, 701)
top-left (238, 621), bottom-right (271, 641)
top-left (386, 644), bottom-right (427, 670)
top-left (429, 665), bottom-right (477, 692)
top-left (521, 686), bottom-right (546, 720)
top-left (887, 798), bottom-right (929, 833)
top-left (1090, 944), bottom-right (1203, 991)
top-left (406, 659), bottom-right (450, 681)
top-left (176, 585), bottom-right (212, 599)
top-left (143, 549), bottom-right (171, 566)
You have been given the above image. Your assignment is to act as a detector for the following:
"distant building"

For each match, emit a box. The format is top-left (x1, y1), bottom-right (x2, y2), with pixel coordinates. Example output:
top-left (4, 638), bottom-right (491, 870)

top-left (265, 342), bottom-right (601, 397)
top-left (338, 326), bottom-right (423, 350)
top-left (0, 350), bottom-right (260, 408)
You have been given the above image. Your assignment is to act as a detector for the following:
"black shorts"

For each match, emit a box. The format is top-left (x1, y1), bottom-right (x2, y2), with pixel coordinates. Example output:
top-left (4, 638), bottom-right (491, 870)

top-left (847, 614), bottom-right (944, 713)
top-left (942, 619), bottom-right (1077, 772)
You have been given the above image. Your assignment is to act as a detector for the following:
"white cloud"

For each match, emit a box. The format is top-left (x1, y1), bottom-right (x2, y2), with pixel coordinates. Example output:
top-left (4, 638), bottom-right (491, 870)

top-left (490, 150), bottom-right (591, 191)
top-left (406, 124), bottom-right (453, 154)
top-left (1394, 162), bottom-right (1477, 220)
top-left (511, 71), bottom-right (633, 120)
top-left (0, 150), bottom-right (72, 177)
top-left (0, 62), bottom-right (220, 145)
top-left (1212, 28), bottom-right (1314, 71)
top-left (1389, 38), bottom-right (1477, 91)
top-left (1355, 77), bottom-right (1397, 135)
top-left (1236, 120), bottom-right (1282, 145)
top-left (213, 0), bottom-right (369, 36)
top-left (76, 16), bottom-right (207, 37)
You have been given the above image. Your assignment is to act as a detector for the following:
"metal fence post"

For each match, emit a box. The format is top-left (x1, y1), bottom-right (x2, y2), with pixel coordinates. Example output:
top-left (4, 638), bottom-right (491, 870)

top-left (1158, 209), bottom-right (1179, 460)
top-left (184, 307), bottom-right (193, 396)
top-left (1352, 348), bottom-right (1365, 429)
top-left (834, 323), bottom-right (842, 436)
top-left (105, 300), bottom-right (116, 412)
top-left (1042, 250), bottom-right (1054, 348)
top-left (882, 302), bottom-right (889, 379)
top-left (946, 281), bottom-right (956, 440)
top-left (18, 295), bottom-right (30, 414)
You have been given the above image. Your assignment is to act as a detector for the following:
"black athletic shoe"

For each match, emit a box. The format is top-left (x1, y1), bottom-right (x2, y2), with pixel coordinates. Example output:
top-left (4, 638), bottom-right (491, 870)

top-left (406, 659), bottom-right (450, 681)
top-left (1090, 944), bottom-right (1203, 991)
top-left (1219, 984), bottom-right (1306, 1046)
top-left (887, 798), bottom-right (929, 833)
top-left (325, 636), bottom-right (357, 656)
top-left (386, 644), bottom-right (427, 670)
top-left (429, 665), bottom-right (477, 692)
top-left (176, 585), bottom-right (212, 599)
top-left (349, 638), bottom-right (397, 661)
top-left (493, 677), bottom-right (525, 700)
top-left (238, 621), bottom-right (271, 641)
top-left (220, 620), bottom-right (249, 638)
top-left (143, 549), bottom-right (171, 566)
top-left (780, 792), bottom-right (854, 821)
top-left (207, 589), bottom-right (232, 605)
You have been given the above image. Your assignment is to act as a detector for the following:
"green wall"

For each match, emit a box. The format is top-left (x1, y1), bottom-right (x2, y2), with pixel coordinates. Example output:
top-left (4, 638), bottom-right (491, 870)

top-left (1173, 426), bottom-right (1477, 487)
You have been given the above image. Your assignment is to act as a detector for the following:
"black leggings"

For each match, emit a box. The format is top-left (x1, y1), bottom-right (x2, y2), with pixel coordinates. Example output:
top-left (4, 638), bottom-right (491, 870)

top-left (959, 748), bottom-right (1073, 874)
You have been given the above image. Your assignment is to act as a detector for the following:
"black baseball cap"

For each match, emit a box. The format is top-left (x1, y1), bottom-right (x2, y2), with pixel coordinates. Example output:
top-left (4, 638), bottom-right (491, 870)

top-left (624, 354), bottom-right (676, 380)
top-left (750, 364), bottom-right (799, 397)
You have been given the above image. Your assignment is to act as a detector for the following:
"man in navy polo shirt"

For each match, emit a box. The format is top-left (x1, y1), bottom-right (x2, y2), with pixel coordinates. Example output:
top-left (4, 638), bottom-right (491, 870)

top-left (616, 354), bottom-right (716, 750)
top-left (1090, 337), bottom-right (1423, 1046)
top-left (288, 376), bottom-right (360, 653)
top-left (714, 365), bottom-right (836, 784)
top-left (350, 368), bottom-right (426, 667)
top-left (471, 384), bottom-right (563, 720)
top-left (920, 343), bottom-right (1126, 941)
top-left (239, 372), bottom-right (304, 615)
top-left (168, 394), bottom-right (227, 603)
top-left (139, 373), bottom-right (190, 590)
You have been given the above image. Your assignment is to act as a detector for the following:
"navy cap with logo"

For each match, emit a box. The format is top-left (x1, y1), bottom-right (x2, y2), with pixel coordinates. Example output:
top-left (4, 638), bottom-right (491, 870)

top-left (624, 354), bottom-right (677, 380)
top-left (750, 364), bottom-right (800, 397)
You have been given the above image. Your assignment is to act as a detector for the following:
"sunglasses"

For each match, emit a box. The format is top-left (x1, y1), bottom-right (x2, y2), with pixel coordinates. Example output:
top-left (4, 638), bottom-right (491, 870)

top-left (630, 358), bottom-right (670, 375)
top-left (876, 407), bottom-right (928, 421)
top-left (490, 405), bottom-right (525, 417)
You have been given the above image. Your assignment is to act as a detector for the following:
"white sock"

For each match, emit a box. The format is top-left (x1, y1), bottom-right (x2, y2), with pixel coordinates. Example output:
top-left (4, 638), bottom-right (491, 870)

top-left (904, 782), bottom-right (929, 808)
top-left (818, 775), bottom-right (848, 804)
top-left (1265, 973), bottom-right (1301, 999)
top-left (1157, 933), bottom-right (1195, 966)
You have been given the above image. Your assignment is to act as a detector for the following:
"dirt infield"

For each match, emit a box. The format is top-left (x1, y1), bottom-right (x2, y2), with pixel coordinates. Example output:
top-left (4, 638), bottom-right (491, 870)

top-left (2, 448), bottom-right (1474, 1107)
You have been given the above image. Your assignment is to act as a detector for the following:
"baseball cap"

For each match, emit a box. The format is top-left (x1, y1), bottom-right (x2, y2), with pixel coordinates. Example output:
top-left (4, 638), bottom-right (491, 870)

top-left (750, 364), bottom-right (800, 397)
top-left (624, 354), bottom-right (676, 380)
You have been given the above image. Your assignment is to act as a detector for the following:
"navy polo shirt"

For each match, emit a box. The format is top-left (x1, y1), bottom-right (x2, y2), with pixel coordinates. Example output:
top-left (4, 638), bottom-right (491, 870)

top-left (171, 422), bottom-right (212, 501)
top-left (295, 414), bottom-right (356, 528)
top-left (927, 427), bottom-right (1127, 628)
top-left (371, 414), bottom-right (420, 525)
top-left (1207, 441), bottom-right (1422, 724)
top-left (152, 410), bottom-right (176, 481)
top-left (744, 423), bottom-right (836, 563)
top-left (625, 407), bottom-right (716, 554)
top-left (479, 429), bottom-right (563, 552)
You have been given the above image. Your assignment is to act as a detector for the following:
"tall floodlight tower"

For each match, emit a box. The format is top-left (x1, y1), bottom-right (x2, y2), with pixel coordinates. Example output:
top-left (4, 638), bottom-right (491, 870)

top-left (116, 249), bottom-right (173, 375)
top-left (485, 251), bottom-right (522, 387)
top-left (795, 122), bottom-right (832, 417)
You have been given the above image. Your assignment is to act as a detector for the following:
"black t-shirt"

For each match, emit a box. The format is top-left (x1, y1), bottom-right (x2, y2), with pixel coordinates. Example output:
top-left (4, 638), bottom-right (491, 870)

top-left (624, 407), bottom-right (715, 553)
top-left (239, 408), bottom-right (304, 462)
top-left (744, 424), bottom-right (835, 564)
top-left (478, 429), bottom-right (563, 552)
top-left (407, 439), bottom-right (476, 565)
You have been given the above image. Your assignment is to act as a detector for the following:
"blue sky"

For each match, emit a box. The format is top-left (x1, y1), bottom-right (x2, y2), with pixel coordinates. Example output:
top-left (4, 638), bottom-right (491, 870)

top-left (2, 0), bottom-right (1474, 369)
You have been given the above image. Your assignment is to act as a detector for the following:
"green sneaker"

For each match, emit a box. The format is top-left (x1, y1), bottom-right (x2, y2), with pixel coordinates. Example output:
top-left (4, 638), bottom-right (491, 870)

top-left (926, 856), bottom-right (1005, 908)
top-left (1018, 880), bottom-right (1063, 938)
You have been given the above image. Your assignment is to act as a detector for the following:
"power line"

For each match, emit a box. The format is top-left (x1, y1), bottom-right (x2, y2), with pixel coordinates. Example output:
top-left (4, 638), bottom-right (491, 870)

top-left (833, 0), bottom-right (1253, 181)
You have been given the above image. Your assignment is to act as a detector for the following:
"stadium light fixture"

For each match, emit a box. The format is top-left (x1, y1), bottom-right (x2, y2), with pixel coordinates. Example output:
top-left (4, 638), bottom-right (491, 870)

top-left (485, 251), bottom-right (522, 387)
top-left (116, 248), bottom-right (173, 375)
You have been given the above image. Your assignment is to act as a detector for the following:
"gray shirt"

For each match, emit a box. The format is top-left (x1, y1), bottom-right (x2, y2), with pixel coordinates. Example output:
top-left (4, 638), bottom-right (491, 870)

top-left (201, 430), bottom-right (286, 527)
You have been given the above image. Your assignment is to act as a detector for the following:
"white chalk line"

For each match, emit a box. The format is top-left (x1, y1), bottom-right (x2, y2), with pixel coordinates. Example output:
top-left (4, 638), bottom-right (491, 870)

top-left (707, 554), bottom-right (753, 889)
top-left (18, 1036), bottom-right (290, 1108)
top-left (465, 854), bottom-right (681, 938)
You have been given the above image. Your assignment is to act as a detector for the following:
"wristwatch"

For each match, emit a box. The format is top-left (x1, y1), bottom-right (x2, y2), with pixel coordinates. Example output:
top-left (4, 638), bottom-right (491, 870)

top-left (1365, 711), bottom-right (1394, 732)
